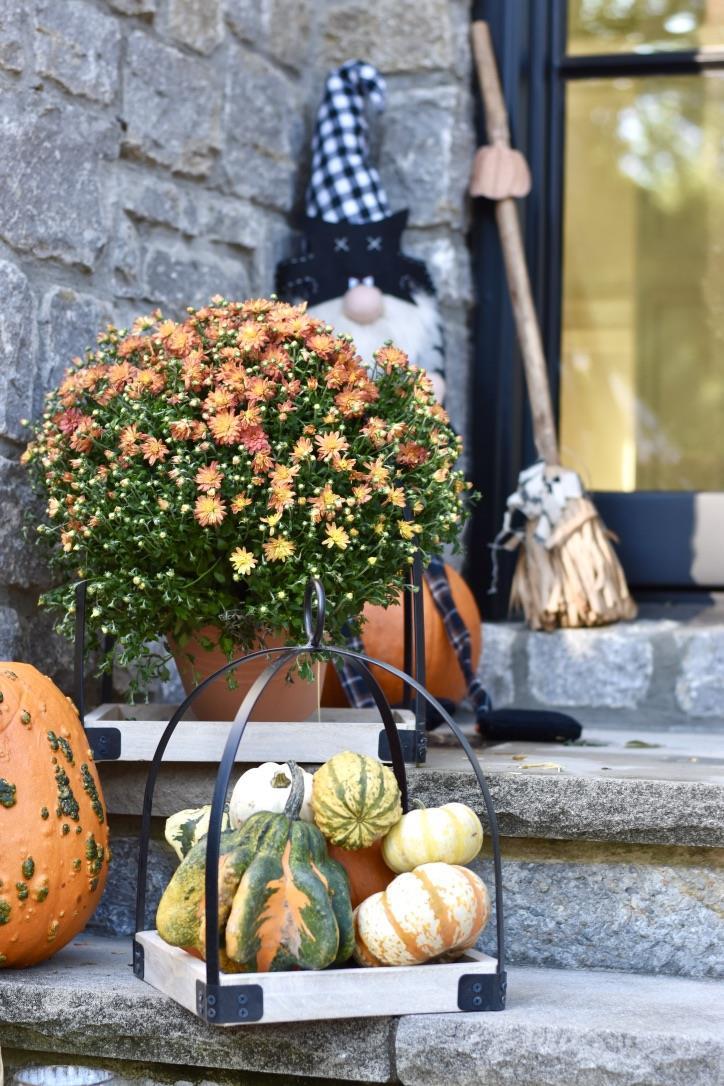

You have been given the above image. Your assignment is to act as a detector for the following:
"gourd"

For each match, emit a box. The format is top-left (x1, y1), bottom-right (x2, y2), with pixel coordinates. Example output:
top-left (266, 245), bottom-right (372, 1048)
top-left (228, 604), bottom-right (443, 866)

top-left (158, 764), bottom-right (354, 972)
top-left (326, 839), bottom-right (395, 909)
top-left (354, 862), bottom-right (490, 967)
top-left (312, 751), bottom-right (402, 850)
top-left (0, 664), bottom-right (110, 968)
top-left (382, 802), bottom-right (483, 873)
top-left (229, 761), bottom-right (314, 829)
top-left (322, 564), bottom-right (481, 707)
top-left (165, 805), bottom-right (230, 861)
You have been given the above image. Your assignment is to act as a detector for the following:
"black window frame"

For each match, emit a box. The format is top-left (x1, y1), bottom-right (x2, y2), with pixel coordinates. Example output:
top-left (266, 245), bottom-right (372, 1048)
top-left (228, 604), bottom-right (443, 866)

top-left (468, 0), bottom-right (724, 615)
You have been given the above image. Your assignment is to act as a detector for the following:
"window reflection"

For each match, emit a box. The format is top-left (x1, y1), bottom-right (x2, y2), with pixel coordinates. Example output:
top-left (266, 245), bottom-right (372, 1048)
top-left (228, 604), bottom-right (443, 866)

top-left (560, 73), bottom-right (724, 491)
top-left (567, 0), bottom-right (724, 55)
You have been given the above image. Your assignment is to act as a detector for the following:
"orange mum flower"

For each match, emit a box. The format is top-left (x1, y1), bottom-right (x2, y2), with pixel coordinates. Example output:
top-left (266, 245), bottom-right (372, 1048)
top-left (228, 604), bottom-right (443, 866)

top-left (195, 461), bottom-right (224, 492)
top-left (119, 424), bottom-right (143, 455)
top-left (375, 345), bottom-right (409, 372)
top-left (385, 486), bottom-right (407, 508)
top-left (397, 441), bottom-right (430, 468)
top-left (194, 494), bottom-right (227, 527)
top-left (239, 424), bottom-right (270, 454)
top-left (208, 411), bottom-right (242, 445)
top-left (268, 484), bottom-right (295, 513)
top-left (315, 430), bottom-right (349, 461)
top-left (366, 457), bottom-right (391, 487)
top-left (237, 322), bottom-right (268, 353)
top-left (230, 491), bottom-right (252, 513)
top-left (245, 375), bottom-right (274, 401)
top-left (263, 537), bottom-right (295, 562)
top-left (204, 388), bottom-right (237, 413)
top-left (322, 523), bottom-right (350, 550)
top-left (291, 436), bottom-right (313, 462)
top-left (307, 333), bottom-right (337, 360)
top-left (141, 437), bottom-right (169, 465)
top-left (309, 483), bottom-right (342, 524)
top-left (169, 419), bottom-right (195, 441)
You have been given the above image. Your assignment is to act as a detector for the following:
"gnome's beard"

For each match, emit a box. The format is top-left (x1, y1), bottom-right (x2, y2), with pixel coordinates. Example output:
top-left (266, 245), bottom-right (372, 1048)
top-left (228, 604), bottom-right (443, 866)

top-left (309, 290), bottom-right (446, 402)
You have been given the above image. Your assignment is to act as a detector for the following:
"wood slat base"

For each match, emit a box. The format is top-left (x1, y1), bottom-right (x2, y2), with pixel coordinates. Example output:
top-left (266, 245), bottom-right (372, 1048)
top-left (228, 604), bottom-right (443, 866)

top-left (135, 930), bottom-right (498, 1026)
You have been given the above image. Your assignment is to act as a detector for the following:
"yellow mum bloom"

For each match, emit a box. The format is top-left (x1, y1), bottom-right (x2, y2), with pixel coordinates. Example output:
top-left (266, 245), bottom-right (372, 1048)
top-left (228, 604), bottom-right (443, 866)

top-left (229, 547), bottom-right (257, 575)
top-left (323, 523), bottom-right (350, 550)
top-left (263, 537), bottom-right (295, 562)
top-left (399, 521), bottom-right (416, 540)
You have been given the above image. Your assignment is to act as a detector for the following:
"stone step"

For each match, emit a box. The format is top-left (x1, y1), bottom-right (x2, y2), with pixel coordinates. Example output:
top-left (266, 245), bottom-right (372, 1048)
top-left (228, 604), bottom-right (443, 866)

top-left (480, 599), bottom-right (724, 724)
top-left (91, 728), bottom-right (724, 981)
top-left (1, 936), bottom-right (722, 1086)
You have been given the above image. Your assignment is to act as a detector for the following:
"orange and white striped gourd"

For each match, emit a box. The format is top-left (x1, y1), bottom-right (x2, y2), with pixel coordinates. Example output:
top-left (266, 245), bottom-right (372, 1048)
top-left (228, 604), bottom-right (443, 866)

top-left (353, 862), bottom-right (490, 967)
top-left (382, 802), bottom-right (483, 873)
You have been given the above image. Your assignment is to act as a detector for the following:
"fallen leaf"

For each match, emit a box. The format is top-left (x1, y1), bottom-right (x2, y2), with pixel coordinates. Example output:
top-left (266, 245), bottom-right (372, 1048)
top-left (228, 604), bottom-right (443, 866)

top-left (519, 762), bottom-right (563, 772)
top-left (624, 740), bottom-right (661, 749)
top-left (511, 754), bottom-right (527, 761)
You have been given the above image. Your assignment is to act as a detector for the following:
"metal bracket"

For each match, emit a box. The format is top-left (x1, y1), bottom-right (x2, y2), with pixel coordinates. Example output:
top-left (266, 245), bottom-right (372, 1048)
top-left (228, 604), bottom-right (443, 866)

top-left (196, 980), bottom-right (264, 1024)
top-left (378, 727), bottom-right (427, 764)
top-left (458, 971), bottom-right (507, 1012)
top-left (85, 726), bottom-right (122, 761)
top-left (132, 939), bottom-right (144, 979)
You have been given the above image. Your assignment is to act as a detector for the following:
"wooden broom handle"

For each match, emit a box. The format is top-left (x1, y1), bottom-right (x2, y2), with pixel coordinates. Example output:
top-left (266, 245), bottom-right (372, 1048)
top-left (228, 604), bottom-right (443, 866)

top-left (472, 21), bottom-right (559, 466)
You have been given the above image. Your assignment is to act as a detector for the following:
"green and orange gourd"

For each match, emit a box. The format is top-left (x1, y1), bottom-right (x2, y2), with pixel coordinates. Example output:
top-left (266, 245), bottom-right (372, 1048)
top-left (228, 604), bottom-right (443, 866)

top-left (157, 762), bottom-right (354, 972)
top-left (0, 664), bottom-right (110, 968)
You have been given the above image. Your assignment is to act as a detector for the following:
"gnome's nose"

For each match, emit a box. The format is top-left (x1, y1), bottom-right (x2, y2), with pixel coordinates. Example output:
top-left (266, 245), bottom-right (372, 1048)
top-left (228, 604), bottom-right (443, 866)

top-left (343, 283), bottom-right (384, 325)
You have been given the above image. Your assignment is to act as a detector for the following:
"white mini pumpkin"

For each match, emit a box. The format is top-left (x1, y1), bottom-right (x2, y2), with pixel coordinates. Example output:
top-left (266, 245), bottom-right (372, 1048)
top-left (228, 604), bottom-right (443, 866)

top-left (381, 802), bottom-right (483, 873)
top-left (354, 862), bottom-right (490, 967)
top-left (229, 761), bottom-right (314, 828)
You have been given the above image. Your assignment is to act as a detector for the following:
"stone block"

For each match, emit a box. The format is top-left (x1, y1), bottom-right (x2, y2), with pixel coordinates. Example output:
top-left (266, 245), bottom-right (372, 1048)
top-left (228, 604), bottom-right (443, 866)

top-left (19, 606), bottom-right (75, 690)
top-left (404, 230), bottom-right (474, 307)
top-left (475, 840), bottom-right (723, 979)
top-left (0, 457), bottom-right (49, 589)
top-left (527, 625), bottom-right (654, 708)
top-left (38, 287), bottom-right (114, 409)
top-left (0, 0), bottom-right (24, 73)
top-left (478, 622), bottom-right (517, 707)
top-left (675, 630), bottom-right (724, 717)
top-left (123, 31), bottom-right (222, 177)
top-left (0, 606), bottom-right (23, 659)
top-left (0, 98), bottom-right (117, 269)
top-left (162, 0), bottom-right (223, 55)
top-left (89, 837), bottom-right (177, 936)
top-left (34, 1), bottom-right (121, 105)
top-left (108, 0), bottom-right (155, 13)
top-left (225, 0), bottom-right (263, 44)
top-left (197, 193), bottom-right (265, 251)
top-left (381, 85), bottom-right (471, 228)
top-left (143, 247), bottom-right (249, 312)
top-left (121, 175), bottom-right (199, 235)
top-left (110, 215), bottom-right (142, 297)
top-left (396, 967), bottom-right (724, 1086)
top-left (223, 46), bottom-right (302, 211)
top-left (264, 0), bottom-right (313, 70)
top-left (323, 0), bottom-right (456, 72)
top-left (0, 260), bottom-right (36, 441)
top-left (0, 936), bottom-right (394, 1082)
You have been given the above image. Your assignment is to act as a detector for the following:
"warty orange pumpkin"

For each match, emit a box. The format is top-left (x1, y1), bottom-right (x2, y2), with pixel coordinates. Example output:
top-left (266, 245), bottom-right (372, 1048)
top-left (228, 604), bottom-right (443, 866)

top-left (0, 664), bottom-right (110, 968)
top-left (326, 839), bottom-right (396, 909)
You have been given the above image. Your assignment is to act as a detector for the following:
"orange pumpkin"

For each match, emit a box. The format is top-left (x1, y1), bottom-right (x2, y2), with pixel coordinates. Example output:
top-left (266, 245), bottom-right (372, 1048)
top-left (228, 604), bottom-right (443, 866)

top-left (326, 839), bottom-right (396, 909)
top-left (323, 564), bottom-right (482, 707)
top-left (0, 664), bottom-right (110, 968)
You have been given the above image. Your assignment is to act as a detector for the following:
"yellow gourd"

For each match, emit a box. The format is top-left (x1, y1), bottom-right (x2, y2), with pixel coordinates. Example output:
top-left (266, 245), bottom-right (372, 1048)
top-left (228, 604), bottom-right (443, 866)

top-left (381, 802), bottom-right (483, 873)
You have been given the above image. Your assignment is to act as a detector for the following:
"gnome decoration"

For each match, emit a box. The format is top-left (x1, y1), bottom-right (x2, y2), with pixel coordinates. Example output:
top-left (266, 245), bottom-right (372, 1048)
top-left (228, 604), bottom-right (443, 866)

top-left (276, 60), bottom-right (446, 402)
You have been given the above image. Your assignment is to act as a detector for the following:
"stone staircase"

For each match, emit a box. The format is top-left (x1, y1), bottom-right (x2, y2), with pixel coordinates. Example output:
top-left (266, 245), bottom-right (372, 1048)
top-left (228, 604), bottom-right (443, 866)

top-left (2, 607), bottom-right (723, 1085)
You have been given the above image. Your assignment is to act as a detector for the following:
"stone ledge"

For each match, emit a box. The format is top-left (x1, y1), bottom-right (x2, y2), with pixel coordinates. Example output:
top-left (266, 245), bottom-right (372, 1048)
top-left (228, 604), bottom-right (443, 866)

top-left (396, 967), bottom-right (724, 1086)
top-left (98, 726), bottom-right (724, 847)
top-left (2, 938), bottom-right (723, 1086)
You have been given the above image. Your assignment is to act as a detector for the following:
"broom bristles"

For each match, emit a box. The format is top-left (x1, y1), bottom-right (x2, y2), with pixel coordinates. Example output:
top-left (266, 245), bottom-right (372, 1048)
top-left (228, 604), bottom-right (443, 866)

top-left (510, 496), bottom-right (637, 631)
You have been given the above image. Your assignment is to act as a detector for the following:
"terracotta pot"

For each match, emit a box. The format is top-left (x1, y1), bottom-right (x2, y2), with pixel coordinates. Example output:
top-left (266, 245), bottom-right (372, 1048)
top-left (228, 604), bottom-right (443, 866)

top-left (323, 564), bottom-right (481, 708)
top-left (169, 626), bottom-right (326, 722)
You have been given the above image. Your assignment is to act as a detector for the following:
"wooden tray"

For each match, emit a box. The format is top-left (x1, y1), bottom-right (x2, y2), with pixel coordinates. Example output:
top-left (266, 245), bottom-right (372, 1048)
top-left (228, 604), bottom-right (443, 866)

top-left (84, 705), bottom-right (424, 764)
top-left (134, 930), bottom-right (499, 1025)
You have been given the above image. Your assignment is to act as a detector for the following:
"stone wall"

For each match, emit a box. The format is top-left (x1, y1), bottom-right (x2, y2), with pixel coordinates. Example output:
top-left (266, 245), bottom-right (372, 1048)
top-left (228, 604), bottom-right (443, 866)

top-left (0, 0), bottom-right (475, 686)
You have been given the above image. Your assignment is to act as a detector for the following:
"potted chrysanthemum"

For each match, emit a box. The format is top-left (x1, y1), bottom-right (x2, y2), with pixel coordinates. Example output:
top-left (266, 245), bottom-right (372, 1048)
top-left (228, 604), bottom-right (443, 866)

top-left (23, 297), bottom-right (471, 719)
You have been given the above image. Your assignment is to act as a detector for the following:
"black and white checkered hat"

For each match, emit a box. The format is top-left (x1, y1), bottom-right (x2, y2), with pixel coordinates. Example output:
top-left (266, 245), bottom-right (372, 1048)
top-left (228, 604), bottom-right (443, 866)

top-left (305, 60), bottom-right (391, 224)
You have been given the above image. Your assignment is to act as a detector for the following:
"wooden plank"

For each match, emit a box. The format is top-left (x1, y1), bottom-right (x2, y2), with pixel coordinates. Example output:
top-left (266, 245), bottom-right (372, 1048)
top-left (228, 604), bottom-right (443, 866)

top-left (85, 707), bottom-right (417, 764)
top-left (136, 930), bottom-right (497, 1026)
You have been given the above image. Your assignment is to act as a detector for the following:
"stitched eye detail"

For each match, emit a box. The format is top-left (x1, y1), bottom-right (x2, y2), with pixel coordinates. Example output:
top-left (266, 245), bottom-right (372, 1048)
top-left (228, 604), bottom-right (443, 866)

top-left (334, 236), bottom-right (350, 252)
top-left (366, 236), bottom-right (382, 251)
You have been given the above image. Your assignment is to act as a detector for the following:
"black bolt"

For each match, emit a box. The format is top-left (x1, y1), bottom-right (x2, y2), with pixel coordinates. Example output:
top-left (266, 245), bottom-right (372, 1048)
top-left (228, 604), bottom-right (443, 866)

top-left (207, 1007), bottom-right (216, 1019)
top-left (472, 982), bottom-right (482, 993)
top-left (238, 993), bottom-right (247, 1004)
top-left (473, 996), bottom-right (482, 1007)
top-left (207, 994), bottom-right (216, 1006)
top-left (238, 1008), bottom-right (248, 1019)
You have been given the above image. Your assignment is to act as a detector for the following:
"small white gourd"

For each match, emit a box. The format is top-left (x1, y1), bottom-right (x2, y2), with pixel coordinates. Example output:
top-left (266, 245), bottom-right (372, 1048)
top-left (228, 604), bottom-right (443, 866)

top-left (229, 761), bottom-right (314, 828)
top-left (164, 805), bottom-right (230, 861)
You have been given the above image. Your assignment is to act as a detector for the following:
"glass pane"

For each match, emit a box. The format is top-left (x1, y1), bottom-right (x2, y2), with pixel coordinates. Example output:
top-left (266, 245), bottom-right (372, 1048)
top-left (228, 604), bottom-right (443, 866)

top-left (560, 72), bottom-right (724, 491)
top-left (567, 1), bottom-right (724, 55)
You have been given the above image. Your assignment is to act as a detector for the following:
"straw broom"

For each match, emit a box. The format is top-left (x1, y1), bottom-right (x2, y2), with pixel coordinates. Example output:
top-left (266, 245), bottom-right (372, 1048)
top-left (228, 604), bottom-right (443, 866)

top-left (471, 21), bottom-right (636, 631)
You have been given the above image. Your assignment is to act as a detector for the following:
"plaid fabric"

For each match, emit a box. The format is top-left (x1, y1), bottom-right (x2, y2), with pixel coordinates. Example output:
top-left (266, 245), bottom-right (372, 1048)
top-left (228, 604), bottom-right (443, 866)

top-left (305, 60), bottom-right (391, 225)
top-left (337, 557), bottom-right (492, 719)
